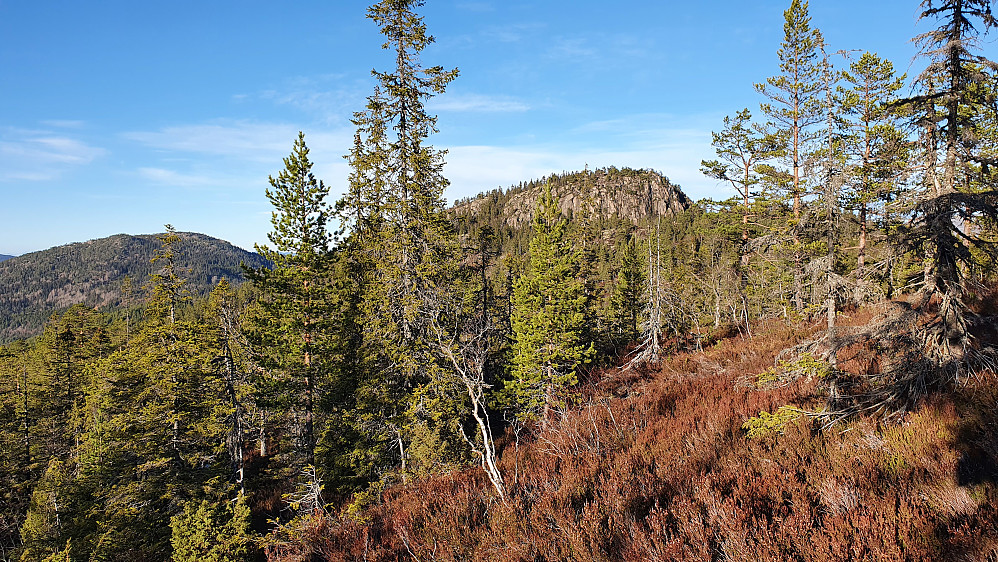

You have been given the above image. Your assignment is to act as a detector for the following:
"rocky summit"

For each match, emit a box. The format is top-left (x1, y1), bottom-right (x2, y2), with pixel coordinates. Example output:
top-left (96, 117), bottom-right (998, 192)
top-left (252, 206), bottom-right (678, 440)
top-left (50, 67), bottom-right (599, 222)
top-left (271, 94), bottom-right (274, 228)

top-left (452, 166), bottom-right (690, 228)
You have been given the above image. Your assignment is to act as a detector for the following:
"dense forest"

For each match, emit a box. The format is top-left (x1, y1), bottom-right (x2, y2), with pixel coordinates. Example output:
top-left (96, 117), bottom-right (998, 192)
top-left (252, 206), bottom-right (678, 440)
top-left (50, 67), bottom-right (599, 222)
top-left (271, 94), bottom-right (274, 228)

top-left (0, 233), bottom-right (269, 343)
top-left (2, 0), bottom-right (998, 560)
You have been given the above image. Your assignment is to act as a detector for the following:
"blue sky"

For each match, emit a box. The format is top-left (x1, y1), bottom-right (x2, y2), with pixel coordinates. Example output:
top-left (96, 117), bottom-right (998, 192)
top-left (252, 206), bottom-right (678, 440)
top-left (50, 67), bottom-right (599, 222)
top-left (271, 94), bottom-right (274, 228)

top-left (1, 0), bottom-right (992, 255)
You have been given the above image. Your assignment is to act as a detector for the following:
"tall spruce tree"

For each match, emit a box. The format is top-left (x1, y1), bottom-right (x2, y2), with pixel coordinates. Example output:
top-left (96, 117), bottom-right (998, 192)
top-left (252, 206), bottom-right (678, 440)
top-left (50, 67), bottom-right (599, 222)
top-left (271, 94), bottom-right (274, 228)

top-left (505, 185), bottom-right (593, 427)
top-left (63, 228), bottom-right (228, 560)
top-left (611, 236), bottom-right (643, 345)
top-left (345, 0), bottom-right (462, 474)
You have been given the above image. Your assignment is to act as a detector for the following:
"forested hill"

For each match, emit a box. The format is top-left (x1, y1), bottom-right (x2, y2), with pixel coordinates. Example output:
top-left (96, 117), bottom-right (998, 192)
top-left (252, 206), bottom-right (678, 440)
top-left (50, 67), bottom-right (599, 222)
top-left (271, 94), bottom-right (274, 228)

top-left (451, 166), bottom-right (689, 231)
top-left (0, 232), bottom-right (269, 342)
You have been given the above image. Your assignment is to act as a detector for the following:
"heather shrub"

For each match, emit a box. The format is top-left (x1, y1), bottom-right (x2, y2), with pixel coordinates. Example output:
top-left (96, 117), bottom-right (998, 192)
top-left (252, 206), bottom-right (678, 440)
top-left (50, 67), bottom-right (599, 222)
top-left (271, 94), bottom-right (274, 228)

top-left (279, 318), bottom-right (998, 561)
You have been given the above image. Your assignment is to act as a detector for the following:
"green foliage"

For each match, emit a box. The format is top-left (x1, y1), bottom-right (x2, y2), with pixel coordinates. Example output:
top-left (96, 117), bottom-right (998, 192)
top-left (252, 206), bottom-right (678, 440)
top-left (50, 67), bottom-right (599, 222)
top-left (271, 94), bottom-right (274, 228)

top-left (0, 232), bottom-right (261, 562)
top-left (755, 352), bottom-right (831, 388)
top-left (248, 132), bottom-right (337, 466)
top-left (701, 108), bottom-right (776, 248)
top-left (4, 3), bottom-right (998, 561)
top-left (0, 233), bottom-right (268, 343)
top-left (170, 496), bottom-right (256, 562)
top-left (754, 0), bottom-right (827, 313)
top-left (341, 0), bottom-right (466, 480)
top-left (609, 236), bottom-right (643, 345)
top-left (504, 185), bottom-right (594, 424)
top-left (18, 461), bottom-right (67, 560)
top-left (39, 541), bottom-right (72, 562)
top-left (742, 405), bottom-right (801, 439)
top-left (343, 479), bottom-right (388, 523)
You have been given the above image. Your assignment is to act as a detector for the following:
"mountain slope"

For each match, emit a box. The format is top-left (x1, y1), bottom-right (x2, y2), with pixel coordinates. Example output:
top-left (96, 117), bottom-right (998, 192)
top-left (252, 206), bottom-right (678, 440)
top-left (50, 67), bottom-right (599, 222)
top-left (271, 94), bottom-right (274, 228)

top-left (0, 232), bottom-right (269, 341)
top-left (0, 255), bottom-right (13, 263)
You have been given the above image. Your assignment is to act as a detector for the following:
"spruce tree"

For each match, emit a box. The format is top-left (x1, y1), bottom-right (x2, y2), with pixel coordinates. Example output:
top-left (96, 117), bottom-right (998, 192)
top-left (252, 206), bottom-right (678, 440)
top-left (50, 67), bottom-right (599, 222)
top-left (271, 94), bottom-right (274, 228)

top-left (345, 0), bottom-right (462, 474)
top-left (505, 185), bottom-right (593, 426)
top-left (64, 228), bottom-right (227, 560)
top-left (611, 236), bottom-right (643, 345)
top-left (900, 0), bottom-right (998, 365)
top-left (170, 496), bottom-right (255, 562)
top-left (206, 281), bottom-right (254, 494)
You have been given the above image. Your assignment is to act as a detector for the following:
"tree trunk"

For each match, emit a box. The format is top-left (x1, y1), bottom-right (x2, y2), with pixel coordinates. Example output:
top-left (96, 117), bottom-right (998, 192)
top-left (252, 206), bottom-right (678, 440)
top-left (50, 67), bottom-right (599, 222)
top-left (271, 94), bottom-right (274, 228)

top-left (858, 204), bottom-right (867, 270)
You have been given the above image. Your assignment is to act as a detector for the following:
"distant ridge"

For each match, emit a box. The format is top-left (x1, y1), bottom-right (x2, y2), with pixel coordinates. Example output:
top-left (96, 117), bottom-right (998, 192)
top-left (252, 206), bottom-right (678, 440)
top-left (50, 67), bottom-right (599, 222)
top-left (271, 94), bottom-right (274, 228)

top-left (0, 254), bottom-right (13, 263)
top-left (0, 232), bottom-right (269, 342)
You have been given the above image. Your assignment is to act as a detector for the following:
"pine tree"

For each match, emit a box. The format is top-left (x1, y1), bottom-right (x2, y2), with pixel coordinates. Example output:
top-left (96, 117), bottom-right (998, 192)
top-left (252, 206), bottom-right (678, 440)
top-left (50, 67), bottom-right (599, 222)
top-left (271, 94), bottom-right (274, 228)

top-left (755, 0), bottom-right (825, 312)
top-left (505, 185), bottom-right (594, 426)
top-left (701, 108), bottom-right (774, 258)
top-left (840, 52), bottom-right (907, 279)
top-left (248, 132), bottom-right (334, 466)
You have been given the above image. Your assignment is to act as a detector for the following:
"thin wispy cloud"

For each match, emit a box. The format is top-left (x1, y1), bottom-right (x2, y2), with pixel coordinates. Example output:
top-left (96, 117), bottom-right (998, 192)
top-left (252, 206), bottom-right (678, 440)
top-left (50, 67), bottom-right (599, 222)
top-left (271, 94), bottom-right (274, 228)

top-left (430, 93), bottom-right (530, 113)
top-left (479, 22), bottom-right (545, 44)
top-left (124, 120), bottom-right (354, 203)
top-left (544, 32), bottom-right (659, 67)
top-left (455, 1), bottom-right (495, 12)
top-left (547, 37), bottom-right (598, 60)
top-left (610, 34), bottom-right (655, 59)
top-left (41, 120), bottom-right (87, 129)
top-left (241, 74), bottom-right (368, 125)
top-left (0, 127), bottom-right (105, 182)
top-left (571, 113), bottom-right (711, 141)
top-left (123, 120), bottom-right (352, 164)
top-left (137, 167), bottom-right (218, 188)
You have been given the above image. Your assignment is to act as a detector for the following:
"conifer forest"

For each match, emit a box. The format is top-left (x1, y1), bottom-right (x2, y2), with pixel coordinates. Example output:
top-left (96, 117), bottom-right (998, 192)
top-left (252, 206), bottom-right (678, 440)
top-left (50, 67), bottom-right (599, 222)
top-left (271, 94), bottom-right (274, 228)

top-left (4, 0), bottom-right (998, 560)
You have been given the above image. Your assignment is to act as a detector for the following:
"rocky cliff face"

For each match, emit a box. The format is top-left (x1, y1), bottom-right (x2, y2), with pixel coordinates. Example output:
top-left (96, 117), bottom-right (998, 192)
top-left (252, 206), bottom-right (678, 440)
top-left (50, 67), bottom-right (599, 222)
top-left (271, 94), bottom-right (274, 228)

top-left (452, 167), bottom-right (689, 228)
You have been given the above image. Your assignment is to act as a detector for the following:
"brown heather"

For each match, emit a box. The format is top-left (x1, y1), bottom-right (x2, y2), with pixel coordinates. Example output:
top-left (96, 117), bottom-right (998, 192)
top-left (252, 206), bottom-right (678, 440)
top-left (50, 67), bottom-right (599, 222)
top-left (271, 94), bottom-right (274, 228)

top-left (265, 300), bottom-right (998, 561)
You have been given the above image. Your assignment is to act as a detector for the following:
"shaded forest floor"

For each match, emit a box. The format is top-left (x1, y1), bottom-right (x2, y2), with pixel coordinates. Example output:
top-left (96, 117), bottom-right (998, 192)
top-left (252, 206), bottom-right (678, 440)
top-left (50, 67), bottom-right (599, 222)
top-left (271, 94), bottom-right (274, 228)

top-left (270, 303), bottom-right (998, 561)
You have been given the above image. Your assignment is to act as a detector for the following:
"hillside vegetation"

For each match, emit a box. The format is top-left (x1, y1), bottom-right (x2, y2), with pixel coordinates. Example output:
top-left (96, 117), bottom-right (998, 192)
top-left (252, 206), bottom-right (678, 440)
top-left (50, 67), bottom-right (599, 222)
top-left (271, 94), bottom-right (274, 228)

top-left (0, 232), bottom-right (268, 341)
top-left (271, 301), bottom-right (998, 561)
top-left (2, 0), bottom-right (998, 560)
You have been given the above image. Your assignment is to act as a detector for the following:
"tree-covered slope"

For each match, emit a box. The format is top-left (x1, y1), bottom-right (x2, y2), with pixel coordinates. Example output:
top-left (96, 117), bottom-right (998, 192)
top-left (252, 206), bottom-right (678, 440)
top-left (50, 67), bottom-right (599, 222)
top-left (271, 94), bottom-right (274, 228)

top-left (0, 232), bottom-right (269, 342)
